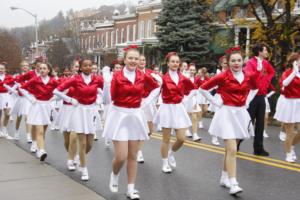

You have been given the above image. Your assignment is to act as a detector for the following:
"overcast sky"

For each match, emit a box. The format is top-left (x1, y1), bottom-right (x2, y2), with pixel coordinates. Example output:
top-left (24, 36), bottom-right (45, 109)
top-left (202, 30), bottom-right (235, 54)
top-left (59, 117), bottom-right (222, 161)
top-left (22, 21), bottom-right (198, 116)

top-left (0, 0), bottom-right (138, 29)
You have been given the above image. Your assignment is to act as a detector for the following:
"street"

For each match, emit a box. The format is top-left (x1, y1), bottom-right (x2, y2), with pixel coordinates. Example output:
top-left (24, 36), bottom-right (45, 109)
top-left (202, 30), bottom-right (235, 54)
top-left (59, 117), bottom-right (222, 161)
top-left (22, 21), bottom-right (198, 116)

top-left (7, 118), bottom-right (300, 200)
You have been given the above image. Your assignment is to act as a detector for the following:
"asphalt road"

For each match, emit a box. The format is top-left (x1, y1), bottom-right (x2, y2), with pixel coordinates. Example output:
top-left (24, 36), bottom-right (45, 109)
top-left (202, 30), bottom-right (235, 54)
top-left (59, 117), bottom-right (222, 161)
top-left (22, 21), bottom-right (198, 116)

top-left (6, 118), bottom-right (300, 200)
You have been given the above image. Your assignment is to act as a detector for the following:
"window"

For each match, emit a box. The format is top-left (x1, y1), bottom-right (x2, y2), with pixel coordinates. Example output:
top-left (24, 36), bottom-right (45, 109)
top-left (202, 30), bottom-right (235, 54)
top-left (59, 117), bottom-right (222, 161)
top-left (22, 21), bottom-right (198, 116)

top-left (88, 36), bottom-right (91, 49)
top-left (295, 0), bottom-right (300, 10)
top-left (153, 21), bottom-right (157, 34)
top-left (92, 36), bottom-right (95, 49)
top-left (116, 29), bottom-right (119, 44)
top-left (147, 20), bottom-right (152, 38)
top-left (111, 31), bottom-right (114, 47)
top-left (121, 28), bottom-right (125, 43)
top-left (226, 9), bottom-right (232, 21)
top-left (97, 34), bottom-right (100, 48)
top-left (237, 8), bottom-right (246, 18)
top-left (105, 31), bottom-right (109, 47)
top-left (85, 38), bottom-right (88, 49)
top-left (256, 6), bottom-right (266, 18)
top-left (133, 25), bottom-right (136, 41)
top-left (139, 21), bottom-right (145, 39)
top-left (127, 25), bottom-right (130, 42)
top-left (101, 34), bottom-right (104, 47)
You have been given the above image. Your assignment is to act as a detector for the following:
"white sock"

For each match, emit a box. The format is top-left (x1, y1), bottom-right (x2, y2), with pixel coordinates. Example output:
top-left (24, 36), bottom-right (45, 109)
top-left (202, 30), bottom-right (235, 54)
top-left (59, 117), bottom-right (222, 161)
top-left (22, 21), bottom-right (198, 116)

top-left (112, 172), bottom-right (118, 179)
top-left (127, 183), bottom-right (135, 193)
top-left (221, 171), bottom-right (228, 179)
top-left (168, 149), bottom-right (174, 156)
top-left (162, 158), bottom-right (168, 166)
top-left (229, 177), bottom-right (238, 185)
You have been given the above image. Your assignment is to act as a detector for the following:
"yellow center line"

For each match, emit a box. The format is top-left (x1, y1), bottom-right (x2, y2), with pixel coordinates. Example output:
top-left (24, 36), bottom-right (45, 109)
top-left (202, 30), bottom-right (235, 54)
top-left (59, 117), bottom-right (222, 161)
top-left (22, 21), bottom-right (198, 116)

top-left (150, 134), bottom-right (300, 173)
top-left (151, 132), bottom-right (300, 168)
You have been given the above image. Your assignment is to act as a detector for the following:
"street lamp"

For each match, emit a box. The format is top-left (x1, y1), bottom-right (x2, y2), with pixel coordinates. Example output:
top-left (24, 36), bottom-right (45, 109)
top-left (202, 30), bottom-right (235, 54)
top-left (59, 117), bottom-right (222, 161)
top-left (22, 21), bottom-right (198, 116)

top-left (10, 6), bottom-right (39, 58)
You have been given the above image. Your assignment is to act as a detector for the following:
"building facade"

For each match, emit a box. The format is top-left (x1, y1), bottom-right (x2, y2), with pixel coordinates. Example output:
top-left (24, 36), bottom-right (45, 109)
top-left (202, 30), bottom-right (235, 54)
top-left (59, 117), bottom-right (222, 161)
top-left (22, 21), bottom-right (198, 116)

top-left (79, 0), bottom-right (162, 67)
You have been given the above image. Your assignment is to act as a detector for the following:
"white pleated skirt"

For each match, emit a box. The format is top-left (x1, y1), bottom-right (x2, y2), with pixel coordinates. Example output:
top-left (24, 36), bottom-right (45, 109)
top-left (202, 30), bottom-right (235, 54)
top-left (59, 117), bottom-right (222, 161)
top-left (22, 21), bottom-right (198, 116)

top-left (102, 104), bottom-right (111, 120)
top-left (209, 105), bottom-right (254, 139)
top-left (157, 94), bottom-right (163, 105)
top-left (197, 92), bottom-right (209, 105)
top-left (51, 99), bottom-right (63, 110)
top-left (274, 95), bottom-right (300, 123)
top-left (208, 93), bottom-right (222, 113)
top-left (142, 101), bottom-right (157, 121)
top-left (154, 103), bottom-right (191, 129)
top-left (27, 100), bottom-right (52, 126)
top-left (55, 104), bottom-right (74, 132)
top-left (265, 97), bottom-right (271, 113)
top-left (11, 96), bottom-right (31, 116)
top-left (102, 105), bottom-right (149, 141)
top-left (183, 95), bottom-right (201, 113)
top-left (0, 93), bottom-right (13, 110)
top-left (68, 103), bottom-right (101, 134)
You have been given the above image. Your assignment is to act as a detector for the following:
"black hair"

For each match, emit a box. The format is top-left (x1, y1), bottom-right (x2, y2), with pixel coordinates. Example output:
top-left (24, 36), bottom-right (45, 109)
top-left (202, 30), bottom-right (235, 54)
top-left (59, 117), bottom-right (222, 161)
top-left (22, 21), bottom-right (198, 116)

top-left (252, 43), bottom-right (267, 56)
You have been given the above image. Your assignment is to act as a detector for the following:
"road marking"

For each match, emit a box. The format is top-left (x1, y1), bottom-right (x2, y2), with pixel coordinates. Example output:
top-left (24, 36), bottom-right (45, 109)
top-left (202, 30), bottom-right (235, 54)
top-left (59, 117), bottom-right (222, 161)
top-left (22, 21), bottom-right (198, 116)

top-left (151, 133), bottom-right (300, 173)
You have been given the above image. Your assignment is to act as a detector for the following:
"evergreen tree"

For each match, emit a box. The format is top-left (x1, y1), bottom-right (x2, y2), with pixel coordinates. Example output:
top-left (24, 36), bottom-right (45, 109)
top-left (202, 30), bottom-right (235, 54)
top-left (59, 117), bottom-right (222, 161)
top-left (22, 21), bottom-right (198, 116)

top-left (156, 0), bottom-right (212, 65)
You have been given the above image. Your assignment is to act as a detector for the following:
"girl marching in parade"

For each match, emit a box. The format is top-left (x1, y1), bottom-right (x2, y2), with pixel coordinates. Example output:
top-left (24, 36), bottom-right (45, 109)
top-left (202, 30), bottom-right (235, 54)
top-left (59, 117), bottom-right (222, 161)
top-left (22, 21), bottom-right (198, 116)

top-left (0, 63), bottom-right (15, 139)
top-left (10, 61), bottom-right (32, 141)
top-left (54, 63), bottom-right (79, 171)
top-left (183, 63), bottom-right (202, 142)
top-left (196, 67), bottom-right (210, 129)
top-left (15, 60), bottom-right (41, 152)
top-left (274, 53), bottom-right (300, 163)
top-left (154, 52), bottom-right (195, 173)
top-left (199, 47), bottom-right (259, 195)
top-left (54, 57), bottom-right (103, 181)
top-left (136, 54), bottom-right (160, 163)
top-left (101, 60), bottom-right (123, 148)
top-left (207, 56), bottom-right (228, 146)
top-left (102, 46), bottom-right (161, 199)
top-left (19, 62), bottom-right (58, 161)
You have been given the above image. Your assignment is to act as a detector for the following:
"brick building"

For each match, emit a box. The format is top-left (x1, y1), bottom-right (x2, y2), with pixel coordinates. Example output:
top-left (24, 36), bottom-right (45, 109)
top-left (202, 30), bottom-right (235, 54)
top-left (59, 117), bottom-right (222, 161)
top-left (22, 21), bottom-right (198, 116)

top-left (79, 0), bottom-right (162, 67)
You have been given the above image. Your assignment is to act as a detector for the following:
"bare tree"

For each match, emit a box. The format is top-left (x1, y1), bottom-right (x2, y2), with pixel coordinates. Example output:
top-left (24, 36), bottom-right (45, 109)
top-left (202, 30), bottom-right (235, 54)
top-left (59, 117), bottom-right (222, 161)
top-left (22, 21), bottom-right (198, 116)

top-left (0, 31), bottom-right (22, 73)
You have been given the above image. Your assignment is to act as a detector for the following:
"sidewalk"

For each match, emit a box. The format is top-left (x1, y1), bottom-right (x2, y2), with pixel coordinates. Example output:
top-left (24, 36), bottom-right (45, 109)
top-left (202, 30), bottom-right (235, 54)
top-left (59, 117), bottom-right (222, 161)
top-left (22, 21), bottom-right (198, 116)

top-left (0, 138), bottom-right (105, 200)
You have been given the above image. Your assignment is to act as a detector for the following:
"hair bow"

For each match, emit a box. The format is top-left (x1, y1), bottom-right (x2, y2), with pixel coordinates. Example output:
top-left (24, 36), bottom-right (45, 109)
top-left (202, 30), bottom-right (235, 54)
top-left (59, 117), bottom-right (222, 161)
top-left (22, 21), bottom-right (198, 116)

top-left (165, 52), bottom-right (177, 59)
top-left (225, 46), bottom-right (241, 54)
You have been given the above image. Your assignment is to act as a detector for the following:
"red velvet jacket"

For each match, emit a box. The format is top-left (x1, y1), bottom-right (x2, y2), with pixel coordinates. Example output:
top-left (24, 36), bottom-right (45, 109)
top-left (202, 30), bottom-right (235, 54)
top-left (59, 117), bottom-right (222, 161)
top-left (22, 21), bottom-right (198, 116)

top-left (280, 69), bottom-right (300, 98)
top-left (201, 69), bottom-right (258, 107)
top-left (57, 74), bottom-right (103, 105)
top-left (0, 74), bottom-right (14, 93)
top-left (244, 57), bottom-right (275, 96)
top-left (21, 76), bottom-right (58, 100)
top-left (111, 69), bottom-right (158, 108)
top-left (161, 72), bottom-right (195, 104)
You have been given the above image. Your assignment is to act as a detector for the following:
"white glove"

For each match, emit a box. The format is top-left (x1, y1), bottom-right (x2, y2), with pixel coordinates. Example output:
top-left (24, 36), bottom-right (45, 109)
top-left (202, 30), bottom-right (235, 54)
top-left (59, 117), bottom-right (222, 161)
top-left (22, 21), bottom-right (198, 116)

top-left (266, 91), bottom-right (275, 98)
top-left (150, 73), bottom-right (162, 85)
top-left (293, 61), bottom-right (299, 73)
top-left (30, 96), bottom-right (37, 105)
top-left (70, 98), bottom-right (79, 106)
top-left (3, 84), bottom-right (18, 95)
top-left (102, 66), bottom-right (110, 74)
top-left (14, 82), bottom-right (21, 88)
top-left (102, 66), bottom-right (112, 83)
top-left (257, 57), bottom-right (263, 71)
